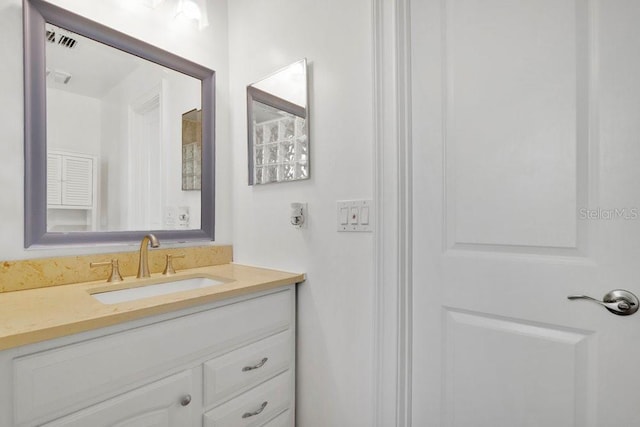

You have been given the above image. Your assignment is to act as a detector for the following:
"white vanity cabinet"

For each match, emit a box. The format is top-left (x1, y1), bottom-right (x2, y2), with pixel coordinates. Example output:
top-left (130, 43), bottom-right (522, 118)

top-left (0, 286), bottom-right (296, 427)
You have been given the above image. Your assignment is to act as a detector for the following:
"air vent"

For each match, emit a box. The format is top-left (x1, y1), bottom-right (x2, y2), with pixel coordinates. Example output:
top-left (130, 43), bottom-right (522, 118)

top-left (45, 29), bottom-right (78, 49)
top-left (57, 35), bottom-right (77, 49)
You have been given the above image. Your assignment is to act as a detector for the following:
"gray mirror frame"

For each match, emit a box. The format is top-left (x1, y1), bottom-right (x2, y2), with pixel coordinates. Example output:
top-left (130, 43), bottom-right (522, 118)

top-left (23, 0), bottom-right (215, 248)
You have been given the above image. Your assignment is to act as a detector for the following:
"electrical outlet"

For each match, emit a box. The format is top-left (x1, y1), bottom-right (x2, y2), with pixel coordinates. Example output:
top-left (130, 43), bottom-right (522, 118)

top-left (290, 202), bottom-right (307, 229)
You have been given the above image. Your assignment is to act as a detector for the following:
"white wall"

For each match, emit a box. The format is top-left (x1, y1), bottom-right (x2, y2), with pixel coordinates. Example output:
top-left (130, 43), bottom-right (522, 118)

top-left (227, 1), bottom-right (375, 425)
top-left (46, 88), bottom-right (101, 156)
top-left (0, 0), bottom-right (231, 260)
top-left (0, 0), bottom-right (35, 259)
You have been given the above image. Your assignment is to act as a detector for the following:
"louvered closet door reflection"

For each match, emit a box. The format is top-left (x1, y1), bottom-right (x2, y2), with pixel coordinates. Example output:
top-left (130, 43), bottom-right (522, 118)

top-left (61, 155), bottom-right (93, 207)
top-left (47, 154), bottom-right (62, 206)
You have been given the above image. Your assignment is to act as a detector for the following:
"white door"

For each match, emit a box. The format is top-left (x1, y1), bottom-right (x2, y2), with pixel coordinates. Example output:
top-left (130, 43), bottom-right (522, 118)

top-left (47, 153), bottom-right (63, 206)
top-left (129, 92), bottom-right (163, 230)
top-left (411, 0), bottom-right (640, 426)
top-left (61, 154), bottom-right (93, 207)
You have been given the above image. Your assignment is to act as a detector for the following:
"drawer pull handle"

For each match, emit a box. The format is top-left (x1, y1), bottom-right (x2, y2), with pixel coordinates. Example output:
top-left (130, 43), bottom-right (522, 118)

top-left (180, 394), bottom-right (192, 406)
top-left (242, 401), bottom-right (268, 418)
top-left (242, 357), bottom-right (268, 372)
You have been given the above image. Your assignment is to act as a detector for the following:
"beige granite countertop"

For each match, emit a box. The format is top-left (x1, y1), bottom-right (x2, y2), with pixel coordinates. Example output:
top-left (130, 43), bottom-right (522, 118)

top-left (0, 245), bottom-right (233, 293)
top-left (0, 263), bottom-right (304, 351)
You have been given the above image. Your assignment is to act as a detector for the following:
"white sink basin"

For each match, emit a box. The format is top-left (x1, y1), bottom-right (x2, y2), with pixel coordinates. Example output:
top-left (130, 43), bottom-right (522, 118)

top-left (92, 276), bottom-right (226, 304)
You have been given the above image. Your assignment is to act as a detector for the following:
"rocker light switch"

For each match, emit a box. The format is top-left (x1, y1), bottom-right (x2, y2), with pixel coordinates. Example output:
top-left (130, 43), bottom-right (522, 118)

top-left (349, 207), bottom-right (359, 225)
top-left (361, 207), bottom-right (370, 225)
top-left (339, 207), bottom-right (349, 225)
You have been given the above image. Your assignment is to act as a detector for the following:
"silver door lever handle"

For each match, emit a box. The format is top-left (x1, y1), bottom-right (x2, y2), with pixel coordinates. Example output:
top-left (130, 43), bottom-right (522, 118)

top-left (567, 289), bottom-right (639, 316)
top-left (567, 295), bottom-right (632, 311)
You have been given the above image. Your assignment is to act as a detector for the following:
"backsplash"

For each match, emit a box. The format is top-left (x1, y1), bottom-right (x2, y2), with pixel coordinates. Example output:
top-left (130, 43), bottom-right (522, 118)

top-left (0, 245), bottom-right (232, 293)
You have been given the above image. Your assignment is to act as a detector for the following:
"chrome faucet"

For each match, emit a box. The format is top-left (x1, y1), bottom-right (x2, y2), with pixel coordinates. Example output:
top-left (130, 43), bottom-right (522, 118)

top-left (137, 234), bottom-right (160, 278)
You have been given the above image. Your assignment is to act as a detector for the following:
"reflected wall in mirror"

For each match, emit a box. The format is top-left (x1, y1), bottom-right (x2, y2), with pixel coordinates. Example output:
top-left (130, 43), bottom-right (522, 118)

top-left (182, 109), bottom-right (202, 192)
top-left (247, 59), bottom-right (308, 185)
top-left (24, 0), bottom-right (215, 247)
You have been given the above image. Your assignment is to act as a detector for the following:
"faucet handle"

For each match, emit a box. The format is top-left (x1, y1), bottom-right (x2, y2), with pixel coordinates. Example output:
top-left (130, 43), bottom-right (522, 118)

top-left (163, 254), bottom-right (185, 276)
top-left (90, 259), bottom-right (123, 283)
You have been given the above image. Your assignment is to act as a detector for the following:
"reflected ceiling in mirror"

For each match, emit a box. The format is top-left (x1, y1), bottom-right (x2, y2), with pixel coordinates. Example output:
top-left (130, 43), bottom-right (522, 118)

top-left (24, 0), bottom-right (215, 247)
top-left (247, 59), bottom-right (308, 185)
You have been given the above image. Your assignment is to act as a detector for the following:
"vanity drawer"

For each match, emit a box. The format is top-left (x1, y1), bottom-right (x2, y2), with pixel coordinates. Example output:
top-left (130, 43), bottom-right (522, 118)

top-left (262, 409), bottom-right (294, 427)
top-left (13, 289), bottom-right (293, 426)
top-left (204, 330), bottom-right (292, 408)
top-left (203, 370), bottom-right (292, 427)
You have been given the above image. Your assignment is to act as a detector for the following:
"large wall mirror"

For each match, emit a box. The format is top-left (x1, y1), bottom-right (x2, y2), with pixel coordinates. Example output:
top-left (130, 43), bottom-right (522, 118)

top-left (247, 59), bottom-right (308, 185)
top-left (24, 0), bottom-right (215, 247)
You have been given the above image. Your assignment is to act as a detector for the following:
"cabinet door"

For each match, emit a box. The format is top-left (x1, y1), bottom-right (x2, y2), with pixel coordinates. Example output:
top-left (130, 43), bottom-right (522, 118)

top-left (47, 154), bottom-right (62, 206)
top-left (61, 155), bottom-right (93, 207)
top-left (43, 370), bottom-right (195, 427)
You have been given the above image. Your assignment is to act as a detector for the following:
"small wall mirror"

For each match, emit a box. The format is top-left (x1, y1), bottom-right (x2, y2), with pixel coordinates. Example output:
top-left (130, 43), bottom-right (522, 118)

top-left (247, 59), bottom-right (308, 185)
top-left (24, 0), bottom-right (215, 247)
top-left (182, 109), bottom-right (202, 192)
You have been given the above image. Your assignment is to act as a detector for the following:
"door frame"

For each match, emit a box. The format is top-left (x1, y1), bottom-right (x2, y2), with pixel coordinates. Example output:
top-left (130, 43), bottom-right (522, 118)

top-left (372, 0), bottom-right (413, 426)
top-left (127, 82), bottom-right (168, 230)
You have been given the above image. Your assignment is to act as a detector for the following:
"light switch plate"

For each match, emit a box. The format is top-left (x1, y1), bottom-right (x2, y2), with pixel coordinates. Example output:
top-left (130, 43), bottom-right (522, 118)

top-left (337, 200), bottom-right (373, 232)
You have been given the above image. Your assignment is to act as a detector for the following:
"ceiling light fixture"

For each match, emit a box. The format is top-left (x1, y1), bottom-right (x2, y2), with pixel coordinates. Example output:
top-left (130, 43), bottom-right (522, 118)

top-left (176, 0), bottom-right (201, 20)
top-left (175, 0), bottom-right (207, 28)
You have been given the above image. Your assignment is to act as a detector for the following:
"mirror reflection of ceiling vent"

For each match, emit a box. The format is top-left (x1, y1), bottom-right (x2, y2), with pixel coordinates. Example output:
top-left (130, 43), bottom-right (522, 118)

top-left (45, 30), bottom-right (78, 49)
top-left (51, 70), bottom-right (72, 84)
top-left (57, 35), bottom-right (77, 49)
